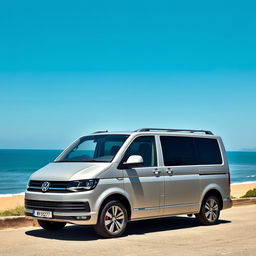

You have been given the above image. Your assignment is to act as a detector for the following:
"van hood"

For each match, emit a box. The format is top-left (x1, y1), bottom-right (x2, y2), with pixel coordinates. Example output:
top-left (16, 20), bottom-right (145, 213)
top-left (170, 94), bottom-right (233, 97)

top-left (30, 162), bottom-right (111, 181)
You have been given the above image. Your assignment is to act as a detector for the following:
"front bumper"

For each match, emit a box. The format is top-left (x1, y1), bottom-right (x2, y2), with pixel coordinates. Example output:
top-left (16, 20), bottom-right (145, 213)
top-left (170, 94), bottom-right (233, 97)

top-left (25, 191), bottom-right (98, 225)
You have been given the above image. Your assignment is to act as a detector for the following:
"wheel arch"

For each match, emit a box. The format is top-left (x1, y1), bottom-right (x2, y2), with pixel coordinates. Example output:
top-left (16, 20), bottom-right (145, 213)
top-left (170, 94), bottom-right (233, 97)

top-left (200, 185), bottom-right (224, 210)
top-left (95, 188), bottom-right (132, 221)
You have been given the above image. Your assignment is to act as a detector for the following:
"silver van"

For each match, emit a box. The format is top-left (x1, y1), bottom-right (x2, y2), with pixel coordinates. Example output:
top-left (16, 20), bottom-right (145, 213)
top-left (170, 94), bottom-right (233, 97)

top-left (25, 128), bottom-right (232, 238)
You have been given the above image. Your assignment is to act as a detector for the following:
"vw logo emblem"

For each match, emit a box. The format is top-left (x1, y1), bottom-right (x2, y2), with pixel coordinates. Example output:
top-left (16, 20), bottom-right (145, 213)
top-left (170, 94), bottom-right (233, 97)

top-left (41, 181), bottom-right (50, 192)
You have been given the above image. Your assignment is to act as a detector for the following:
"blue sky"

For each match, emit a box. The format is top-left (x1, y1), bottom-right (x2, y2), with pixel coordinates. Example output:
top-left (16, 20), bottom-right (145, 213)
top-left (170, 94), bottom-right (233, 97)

top-left (0, 0), bottom-right (256, 150)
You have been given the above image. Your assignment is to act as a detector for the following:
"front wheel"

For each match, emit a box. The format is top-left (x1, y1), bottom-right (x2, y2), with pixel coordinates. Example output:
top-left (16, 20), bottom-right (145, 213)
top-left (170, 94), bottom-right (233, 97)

top-left (38, 220), bottom-right (66, 231)
top-left (195, 195), bottom-right (220, 225)
top-left (94, 200), bottom-right (128, 238)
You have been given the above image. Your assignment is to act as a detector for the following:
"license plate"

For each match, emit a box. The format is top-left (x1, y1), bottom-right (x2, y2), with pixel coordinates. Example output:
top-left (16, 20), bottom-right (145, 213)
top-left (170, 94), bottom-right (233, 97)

top-left (33, 210), bottom-right (52, 218)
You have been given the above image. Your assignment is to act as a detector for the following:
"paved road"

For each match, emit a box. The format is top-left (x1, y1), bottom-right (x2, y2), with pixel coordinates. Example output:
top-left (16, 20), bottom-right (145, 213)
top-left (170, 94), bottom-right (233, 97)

top-left (0, 205), bottom-right (255, 256)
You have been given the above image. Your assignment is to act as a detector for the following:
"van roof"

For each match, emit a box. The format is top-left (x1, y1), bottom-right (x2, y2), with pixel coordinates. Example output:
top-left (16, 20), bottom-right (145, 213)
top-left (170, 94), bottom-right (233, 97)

top-left (91, 128), bottom-right (215, 137)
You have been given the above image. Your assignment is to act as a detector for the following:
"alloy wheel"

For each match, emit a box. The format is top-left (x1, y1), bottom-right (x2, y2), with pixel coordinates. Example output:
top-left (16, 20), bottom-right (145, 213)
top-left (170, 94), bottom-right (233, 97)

top-left (104, 205), bottom-right (125, 234)
top-left (204, 198), bottom-right (219, 222)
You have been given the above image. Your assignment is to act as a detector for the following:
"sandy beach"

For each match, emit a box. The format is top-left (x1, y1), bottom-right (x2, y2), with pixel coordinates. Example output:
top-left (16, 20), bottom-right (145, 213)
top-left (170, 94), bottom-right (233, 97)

top-left (0, 183), bottom-right (255, 212)
top-left (0, 195), bottom-right (24, 212)
top-left (231, 183), bottom-right (256, 198)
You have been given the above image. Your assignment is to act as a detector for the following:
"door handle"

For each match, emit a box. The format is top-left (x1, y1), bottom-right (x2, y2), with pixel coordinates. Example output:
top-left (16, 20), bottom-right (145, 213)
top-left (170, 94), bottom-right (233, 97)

top-left (166, 168), bottom-right (173, 176)
top-left (153, 169), bottom-right (161, 176)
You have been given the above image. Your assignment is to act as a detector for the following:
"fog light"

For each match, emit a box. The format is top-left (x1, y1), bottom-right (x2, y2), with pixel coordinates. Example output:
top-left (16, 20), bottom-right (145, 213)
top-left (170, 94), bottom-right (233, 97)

top-left (76, 216), bottom-right (89, 220)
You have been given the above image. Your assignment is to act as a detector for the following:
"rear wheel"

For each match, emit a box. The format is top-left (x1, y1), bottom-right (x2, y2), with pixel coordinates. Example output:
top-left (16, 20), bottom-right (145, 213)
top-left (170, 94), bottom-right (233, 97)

top-left (94, 200), bottom-right (128, 238)
top-left (38, 220), bottom-right (66, 231)
top-left (195, 195), bottom-right (220, 225)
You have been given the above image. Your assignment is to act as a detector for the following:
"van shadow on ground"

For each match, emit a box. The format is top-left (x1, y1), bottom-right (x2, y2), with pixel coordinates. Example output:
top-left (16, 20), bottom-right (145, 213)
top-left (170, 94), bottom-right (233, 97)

top-left (25, 216), bottom-right (231, 241)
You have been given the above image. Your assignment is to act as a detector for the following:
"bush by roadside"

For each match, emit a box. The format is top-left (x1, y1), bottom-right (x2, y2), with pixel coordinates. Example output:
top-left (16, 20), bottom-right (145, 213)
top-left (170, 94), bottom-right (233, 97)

top-left (241, 188), bottom-right (256, 198)
top-left (0, 206), bottom-right (24, 217)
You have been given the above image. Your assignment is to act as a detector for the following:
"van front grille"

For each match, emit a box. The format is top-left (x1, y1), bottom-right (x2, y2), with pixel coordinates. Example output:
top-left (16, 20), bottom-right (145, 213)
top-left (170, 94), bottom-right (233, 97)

top-left (27, 180), bottom-right (70, 193)
top-left (25, 199), bottom-right (90, 212)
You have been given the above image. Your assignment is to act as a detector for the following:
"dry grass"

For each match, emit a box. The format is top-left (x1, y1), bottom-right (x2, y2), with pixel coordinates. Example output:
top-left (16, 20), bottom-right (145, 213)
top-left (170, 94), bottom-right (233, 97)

top-left (0, 206), bottom-right (24, 216)
top-left (241, 188), bottom-right (256, 198)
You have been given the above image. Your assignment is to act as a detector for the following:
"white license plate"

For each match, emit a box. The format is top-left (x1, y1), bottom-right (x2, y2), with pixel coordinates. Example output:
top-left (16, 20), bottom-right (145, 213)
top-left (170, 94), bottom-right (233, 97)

top-left (33, 210), bottom-right (52, 218)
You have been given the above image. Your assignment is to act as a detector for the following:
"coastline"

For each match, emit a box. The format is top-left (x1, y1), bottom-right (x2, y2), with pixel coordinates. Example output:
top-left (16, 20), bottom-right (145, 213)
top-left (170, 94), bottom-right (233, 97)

top-left (0, 195), bottom-right (25, 212)
top-left (230, 183), bottom-right (256, 198)
top-left (0, 192), bottom-right (25, 198)
top-left (0, 183), bottom-right (255, 212)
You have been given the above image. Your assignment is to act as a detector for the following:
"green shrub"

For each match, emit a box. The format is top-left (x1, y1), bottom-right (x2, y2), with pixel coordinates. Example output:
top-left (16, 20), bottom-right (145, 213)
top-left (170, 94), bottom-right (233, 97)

top-left (241, 188), bottom-right (256, 198)
top-left (0, 206), bottom-right (24, 216)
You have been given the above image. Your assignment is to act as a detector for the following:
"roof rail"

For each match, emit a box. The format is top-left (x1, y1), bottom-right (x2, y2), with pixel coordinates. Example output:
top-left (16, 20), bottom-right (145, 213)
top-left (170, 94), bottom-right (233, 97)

top-left (135, 128), bottom-right (213, 135)
top-left (93, 130), bottom-right (108, 134)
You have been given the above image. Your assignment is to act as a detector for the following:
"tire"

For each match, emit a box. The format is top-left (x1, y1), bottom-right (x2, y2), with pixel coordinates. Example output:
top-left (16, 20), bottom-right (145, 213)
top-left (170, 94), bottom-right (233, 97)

top-left (94, 200), bottom-right (128, 238)
top-left (195, 195), bottom-right (220, 225)
top-left (38, 220), bottom-right (66, 231)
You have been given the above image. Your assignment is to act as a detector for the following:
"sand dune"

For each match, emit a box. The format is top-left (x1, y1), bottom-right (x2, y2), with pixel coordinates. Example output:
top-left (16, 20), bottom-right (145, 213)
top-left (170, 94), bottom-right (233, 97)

top-left (0, 195), bottom-right (24, 212)
top-left (231, 183), bottom-right (256, 198)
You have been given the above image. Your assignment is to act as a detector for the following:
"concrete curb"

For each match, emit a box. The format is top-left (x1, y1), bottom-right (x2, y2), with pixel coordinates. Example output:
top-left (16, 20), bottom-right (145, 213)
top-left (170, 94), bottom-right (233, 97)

top-left (232, 197), bottom-right (256, 206)
top-left (0, 198), bottom-right (255, 230)
top-left (0, 216), bottom-right (38, 230)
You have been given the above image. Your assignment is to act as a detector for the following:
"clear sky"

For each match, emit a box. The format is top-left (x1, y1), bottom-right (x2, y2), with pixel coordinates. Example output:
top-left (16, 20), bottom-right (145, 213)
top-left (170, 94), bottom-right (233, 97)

top-left (0, 0), bottom-right (256, 150)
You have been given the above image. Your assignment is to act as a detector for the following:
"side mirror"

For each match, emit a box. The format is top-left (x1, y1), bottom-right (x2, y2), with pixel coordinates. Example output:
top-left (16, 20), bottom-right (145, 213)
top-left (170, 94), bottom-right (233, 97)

top-left (122, 155), bottom-right (144, 169)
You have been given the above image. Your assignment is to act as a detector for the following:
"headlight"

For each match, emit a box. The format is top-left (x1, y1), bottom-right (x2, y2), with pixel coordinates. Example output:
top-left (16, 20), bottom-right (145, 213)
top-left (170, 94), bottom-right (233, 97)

top-left (67, 179), bottom-right (99, 192)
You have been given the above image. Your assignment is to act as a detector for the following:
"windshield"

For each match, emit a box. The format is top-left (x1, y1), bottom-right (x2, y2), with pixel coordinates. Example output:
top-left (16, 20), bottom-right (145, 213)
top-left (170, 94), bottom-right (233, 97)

top-left (55, 134), bottom-right (129, 163)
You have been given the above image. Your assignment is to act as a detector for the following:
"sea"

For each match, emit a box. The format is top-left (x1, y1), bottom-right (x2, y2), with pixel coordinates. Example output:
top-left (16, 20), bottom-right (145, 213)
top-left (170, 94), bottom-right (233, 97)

top-left (0, 149), bottom-right (255, 195)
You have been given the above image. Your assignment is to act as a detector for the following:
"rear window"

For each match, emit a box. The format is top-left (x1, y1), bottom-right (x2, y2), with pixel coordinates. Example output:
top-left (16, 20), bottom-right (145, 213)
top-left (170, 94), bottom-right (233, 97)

top-left (160, 136), bottom-right (222, 166)
top-left (195, 138), bottom-right (222, 165)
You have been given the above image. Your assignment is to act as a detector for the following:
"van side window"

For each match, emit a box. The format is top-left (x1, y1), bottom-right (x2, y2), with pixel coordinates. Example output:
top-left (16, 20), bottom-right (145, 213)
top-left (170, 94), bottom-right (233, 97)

top-left (121, 136), bottom-right (157, 167)
top-left (160, 136), bottom-right (196, 166)
top-left (160, 136), bottom-right (223, 166)
top-left (194, 138), bottom-right (222, 164)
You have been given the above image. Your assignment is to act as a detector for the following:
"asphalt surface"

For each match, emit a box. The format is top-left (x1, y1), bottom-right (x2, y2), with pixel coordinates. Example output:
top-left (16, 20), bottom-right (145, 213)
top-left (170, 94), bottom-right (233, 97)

top-left (0, 205), bottom-right (255, 256)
